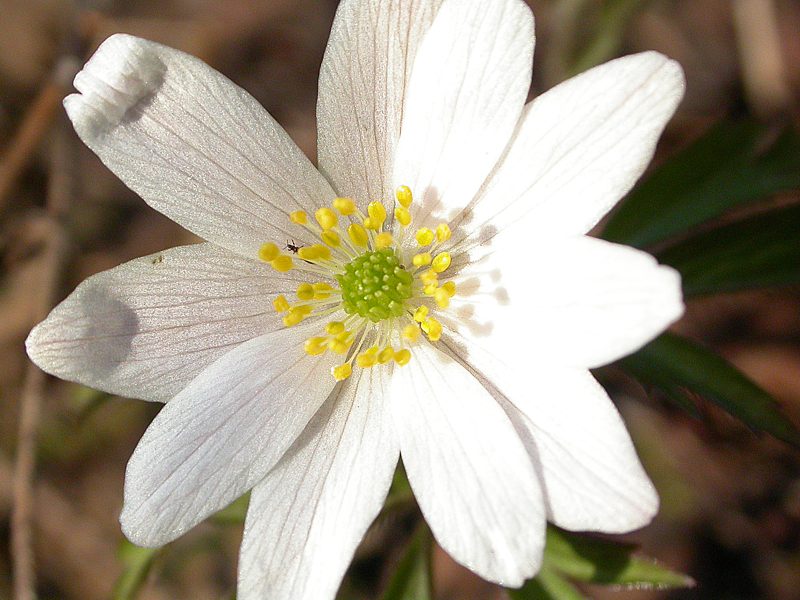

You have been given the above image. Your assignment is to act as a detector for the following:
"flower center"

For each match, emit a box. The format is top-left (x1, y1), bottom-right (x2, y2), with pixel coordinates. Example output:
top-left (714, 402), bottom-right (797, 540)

top-left (257, 185), bottom-right (457, 382)
top-left (338, 249), bottom-right (413, 321)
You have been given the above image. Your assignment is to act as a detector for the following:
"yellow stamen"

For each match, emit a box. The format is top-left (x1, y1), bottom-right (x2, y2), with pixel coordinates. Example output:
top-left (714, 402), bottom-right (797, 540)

top-left (416, 228), bottom-right (434, 246)
top-left (332, 363), bottom-right (352, 381)
top-left (315, 207), bottom-right (338, 230)
top-left (290, 211), bottom-right (308, 225)
top-left (325, 321), bottom-right (345, 335)
top-left (273, 295), bottom-right (290, 313)
top-left (313, 282), bottom-right (333, 299)
top-left (395, 206), bottom-right (411, 227)
top-left (298, 246), bottom-right (319, 261)
top-left (313, 244), bottom-right (332, 261)
top-left (375, 232), bottom-right (394, 248)
top-left (395, 185), bottom-right (413, 208)
top-left (367, 202), bottom-right (387, 228)
top-left (412, 252), bottom-right (432, 267)
top-left (356, 347), bottom-right (379, 368)
top-left (435, 223), bottom-right (451, 243)
top-left (421, 317), bottom-right (443, 341)
top-left (378, 346), bottom-right (395, 364)
top-left (442, 281), bottom-right (457, 297)
top-left (296, 283), bottom-right (315, 301)
top-left (333, 197), bottom-right (356, 215)
top-left (434, 287), bottom-right (450, 309)
top-left (270, 255), bottom-right (293, 272)
top-left (419, 269), bottom-right (438, 285)
top-left (423, 283), bottom-right (438, 296)
top-left (394, 348), bottom-right (412, 366)
top-left (431, 252), bottom-right (451, 273)
top-left (304, 337), bottom-right (328, 356)
top-left (348, 223), bottom-right (369, 247)
top-left (259, 242), bottom-right (280, 262)
top-left (321, 230), bottom-right (341, 247)
top-left (413, 306), bottom-right (429, 322)
top-left (402, 324), bottom-right (420, 342)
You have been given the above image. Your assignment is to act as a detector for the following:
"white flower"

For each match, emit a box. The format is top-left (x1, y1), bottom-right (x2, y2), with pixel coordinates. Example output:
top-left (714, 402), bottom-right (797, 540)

top-left (25, 0), bottom-right (685, 597)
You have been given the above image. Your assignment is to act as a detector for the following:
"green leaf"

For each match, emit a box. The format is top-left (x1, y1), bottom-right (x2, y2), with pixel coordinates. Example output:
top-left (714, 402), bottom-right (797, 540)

top-left (541, 527), bottom-right (692, 589)
top-left (509, 567), bottom-right (585, 600)
top-left (602, 121), bottom-right (800, 248)
top-left (619, 333), bottom-right (800, 445)
top-left (113, 541), bottom-right (161, 600)
top-left (380, 525), bottom-right (433, 600)
top-left (657, 203), bottom-right (800, 296)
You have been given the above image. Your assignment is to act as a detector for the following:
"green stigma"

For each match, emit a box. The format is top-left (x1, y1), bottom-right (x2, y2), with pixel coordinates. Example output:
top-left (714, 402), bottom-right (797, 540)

top-left (337, 249), bottom-right (413, 322)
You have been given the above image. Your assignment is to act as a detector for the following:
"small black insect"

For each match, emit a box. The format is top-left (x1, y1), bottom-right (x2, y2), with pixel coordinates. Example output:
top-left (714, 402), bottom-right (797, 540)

top-left (150, 255), bottom-right (163, 265)
top-left (285, 240), bottom-right (303, 254)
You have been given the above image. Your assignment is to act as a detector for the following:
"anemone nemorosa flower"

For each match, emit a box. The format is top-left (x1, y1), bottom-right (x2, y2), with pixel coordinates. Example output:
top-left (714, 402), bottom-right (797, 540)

top-left (26, 0), bottom-right (686, 596)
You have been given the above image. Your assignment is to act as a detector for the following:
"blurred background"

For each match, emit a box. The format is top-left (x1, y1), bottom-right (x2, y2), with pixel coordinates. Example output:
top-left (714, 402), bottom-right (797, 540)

top-left (1, 0), bottom-right (799, 598)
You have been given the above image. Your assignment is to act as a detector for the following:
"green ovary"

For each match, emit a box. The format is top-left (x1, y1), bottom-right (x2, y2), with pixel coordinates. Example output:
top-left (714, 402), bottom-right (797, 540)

top-left (337, 248), bottom-right (413, 322)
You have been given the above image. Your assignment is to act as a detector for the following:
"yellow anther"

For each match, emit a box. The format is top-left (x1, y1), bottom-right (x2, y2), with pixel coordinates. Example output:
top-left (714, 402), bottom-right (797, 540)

top-left (419, 269), bottom-right (438, 285)
top-left (315, 207), bottom-right (338, 230)
top-left (332, 363), bottom-right (352, 381)
top-left (363, 217), bottom-right (376, 230)
top-left (348, 223), bottom-right (369, 247)
top-left (290, 211), bottom-right (308, 225)
top-left (325, 321), bottom-right (345, 335)
top-left (416, 228), bottom-right (434, 246)
top-left (435, 223), bottom-right (452, 243)
top-left (412, 252), bottom-right (432, 267)
top-left (356, 347), bottom-right (379, 368)
top-left (304, 337), bottom-right (328, 356)
top-left (431, 252), bottom-right (452, 273)
top-left (421, 317), bottom-right (443, 342)
top-left (296, 283), bottom-right (315, 301)
top-left (375, 232), bottom-right (393, 248)
top-left (313, 282), bottom-right (333, 299)
top-left (270, 255), bottom-right (293, 272)
top-left (329, 340), bottom-right (350, 354)
top-left (424, 283), bottom-right (438, 296)
top-left (395, 185), bottom-right (413, 208)
top-left (367, 202), bottom-right (387, 228)
top-left (313, 244), bottom-right (332, 260)
top-left (413, 305), bottom-right (429, 322)
top-left (434, 287), bottom-right (451, 309)
top-left (378, 346), bottom-right (395, 364)
top-left (321, 230), bottom-right (341, 247)
top-left (402, 324), bottom-right (421, 342)
top-left (333, 197), bottom-right (356, 215)
top-left (335, 330), bottom-right (354, 344)
top-left (298, 246), bottom-right (319, 260)
top-left (395, 206), bottom-right (411, 227)
top-left (273, 295), bottom-right (290, 313)
top-left (394, 348), bottom-right (412, 366)
top-left (259, 242), bottom-right (280, 262)
top-left (282, 310), bottom-right (304, 327)
top-left (442, 281), bottom-right (457, 297)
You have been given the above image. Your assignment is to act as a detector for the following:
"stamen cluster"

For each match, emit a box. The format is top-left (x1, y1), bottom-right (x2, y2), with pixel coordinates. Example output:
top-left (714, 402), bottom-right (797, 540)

top-left (258, 185), bottom-right (457, 381)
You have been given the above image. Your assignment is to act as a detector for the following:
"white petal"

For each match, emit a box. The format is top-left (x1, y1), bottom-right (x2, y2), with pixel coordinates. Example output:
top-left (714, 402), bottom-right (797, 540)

top-left (317, 0), bottom-right (444, 204)
top-left (65, 34), bottom-right (334, 258)
top-left (390, 341), bottom-right (545, 586)
top-left (392, 0), bottom-right (534, 230)
top-left (441, 334), bottom-right (658, 533)
top-left (25, 243), bottom-right (302, 402)
top-left (120, 322), bottom-right (340, 546)
top-left (238, 368), bottom-right (398, 600)
top-left (453, 235), bottom-right (683, 369)
top-left (450, 52), bottom-right (685, 249)
top-left (507, 368), bottom-right (658, 532)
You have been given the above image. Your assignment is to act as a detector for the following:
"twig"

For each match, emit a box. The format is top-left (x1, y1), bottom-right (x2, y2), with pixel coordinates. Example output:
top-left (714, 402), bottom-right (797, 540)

top-left (11, 56), bottom-right (78, 600)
